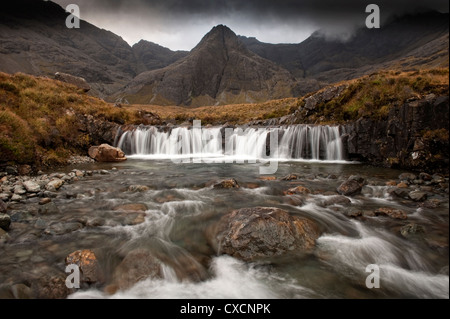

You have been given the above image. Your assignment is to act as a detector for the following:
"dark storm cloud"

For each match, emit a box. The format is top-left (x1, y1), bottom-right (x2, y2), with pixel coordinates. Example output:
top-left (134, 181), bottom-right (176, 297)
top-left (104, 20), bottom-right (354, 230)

top-left (51, 0), bottom-right (449, 49)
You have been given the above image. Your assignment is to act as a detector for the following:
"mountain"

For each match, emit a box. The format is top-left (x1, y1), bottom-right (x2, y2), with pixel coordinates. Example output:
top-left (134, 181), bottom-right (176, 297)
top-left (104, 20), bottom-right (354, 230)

top-left (132, 40), bottom-right (189, 74)
top-left (115, 25), bottom-right (299, 106)
top-left (239, 11), bottom-right (449, 83)
top-left (0, 0), bottom-right (186, 98)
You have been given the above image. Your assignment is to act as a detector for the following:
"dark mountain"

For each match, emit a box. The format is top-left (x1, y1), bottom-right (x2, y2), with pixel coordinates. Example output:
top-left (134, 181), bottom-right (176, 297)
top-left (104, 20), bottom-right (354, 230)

top-left (115, 25), bottom-right (299, 106)
top-left (0, 0), bottom-right (186, 98)
top-left (132, 40), bottom-right (189, 74)
top-left (240, 11), bottom-right (449, 83)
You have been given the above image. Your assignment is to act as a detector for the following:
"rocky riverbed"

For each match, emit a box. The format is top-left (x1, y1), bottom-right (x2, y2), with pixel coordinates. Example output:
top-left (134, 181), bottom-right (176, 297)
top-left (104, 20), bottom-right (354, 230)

top-left (0, 159), bottom-right (448, 299)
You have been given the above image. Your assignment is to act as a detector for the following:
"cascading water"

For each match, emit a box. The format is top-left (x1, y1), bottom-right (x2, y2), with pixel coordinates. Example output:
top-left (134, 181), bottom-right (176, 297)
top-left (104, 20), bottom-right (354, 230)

top-left (116, 125), bottom-right (346, 161)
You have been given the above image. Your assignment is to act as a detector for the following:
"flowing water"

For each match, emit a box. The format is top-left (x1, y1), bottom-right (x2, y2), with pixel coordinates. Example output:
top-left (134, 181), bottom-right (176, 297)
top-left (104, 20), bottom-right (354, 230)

top-left (0, 125), bottom-right (448, 299)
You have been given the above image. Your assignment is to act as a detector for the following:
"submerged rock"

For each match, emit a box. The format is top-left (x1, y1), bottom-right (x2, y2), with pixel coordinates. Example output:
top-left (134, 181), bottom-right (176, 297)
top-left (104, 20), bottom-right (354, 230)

top-left (284, 186), bottom-right (311, 195)
top-left (209, 207), bottom-right (320, 262)
top-left (108, 249), bottom-right (161, 292)
top-left (400, 223), bottom-right (425, 238)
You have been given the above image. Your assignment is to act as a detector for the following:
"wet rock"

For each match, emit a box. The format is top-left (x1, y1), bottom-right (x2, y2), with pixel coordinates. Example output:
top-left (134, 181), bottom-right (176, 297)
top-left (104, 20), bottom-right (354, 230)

top-left (38, 202), bottom-right (60, 215)
top-left (431, 174), bottom-right (445, 184)
top-left (346, 208), bottom-right (363, 218)
top-left (419, 173), bottom-right (432, 181)
top-left (33, 272), bottom-right (72, 299)
top-left (396, 182), bottom-right (409, 188)
top-left (14, 185), bottom-right (26, 195)
top-left (109, 249), bottom-right (161, 292)
top-left (88, 144), bottom-right (127, 162)
top-left (284, 186), bottom-right (311, 195)
top-left (400, 223), bottom-right (425, 238)
top-left (128, 185), bottom-right (150, 192)
top-left (0, 199), bottom-right (7, 214)
top-left (419, 199), bottom-right (441, 208)
top-left (391, 187), bottom-right (410, 199)
top-left (39, 198), bottom-right (52, 205)
top-left (0, 228), bottom-right (9, 243)
top-left (44, 222), bottom-right (83, 236)
top-left (213, 178), bottom-right (240, 189)
top-left (46, 179), bottom-right (64, 192)
top-left (65, 250), bottom-right (103, 284)
top-left (408, 191), bottom-right (428, 202)
top-left (337, 177), bottom-right (364, 196)
top-left (321, 195), bottom-right (352, 207)
top-left (113, 203), bottom-right (148, 212)
top-left (0, 193), bottom-right (10, 201)
top-left (374, 207), bottom-right (408, 220)
top-left (399, 173), bottom-right (417, 181)
top-left (209, 207), bottom-right (320, 262)
top-left (0, 214), bottom-right (11, 231)
top-left (259, 176), bottom-right (277, 181)
top-left (386, 180), bottom-right (397, 186)
top-left (23, 181), bottom-right (41, 193)
top-left (281, 174), bottom-right (299, 181)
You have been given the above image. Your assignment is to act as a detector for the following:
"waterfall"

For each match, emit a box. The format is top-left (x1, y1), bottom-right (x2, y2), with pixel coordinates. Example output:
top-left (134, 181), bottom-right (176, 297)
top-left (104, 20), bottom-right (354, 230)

top-left (116, 125), bottom-right (346, 161)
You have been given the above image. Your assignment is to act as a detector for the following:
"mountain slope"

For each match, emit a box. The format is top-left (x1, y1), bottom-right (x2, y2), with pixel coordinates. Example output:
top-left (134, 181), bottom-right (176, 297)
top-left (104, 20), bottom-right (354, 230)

top-left (240, 11), bottom-right (449, 83)
top-left (0, 0), bottom-right (187, 98)
top-left (115, 25), bottom-right (299, 106)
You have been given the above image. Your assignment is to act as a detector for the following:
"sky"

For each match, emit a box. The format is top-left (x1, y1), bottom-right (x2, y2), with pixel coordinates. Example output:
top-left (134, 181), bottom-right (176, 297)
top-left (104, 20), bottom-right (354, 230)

top-left (51, 0), bottom-right (449, 51)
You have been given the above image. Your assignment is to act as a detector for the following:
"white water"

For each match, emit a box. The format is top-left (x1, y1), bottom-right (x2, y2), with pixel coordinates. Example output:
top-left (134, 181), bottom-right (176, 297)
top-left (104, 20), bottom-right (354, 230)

top-left (116, 125), bottom-right (346, 161)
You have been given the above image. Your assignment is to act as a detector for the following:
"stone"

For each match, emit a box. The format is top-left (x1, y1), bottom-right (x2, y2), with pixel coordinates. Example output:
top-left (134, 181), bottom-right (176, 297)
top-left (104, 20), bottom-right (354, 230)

top-left (284, 186), bottom-right (311, 195)
top-left (14, 185), bottom-right (27, 195)
top-left (44, 222), bottom-right (83, 235)
top-left (0, 213), bottom-right (11, 231)
top-left (400, 223), bottom-right (425, 238)
top-left (408, 191), bottom-right (428, 202)
top-left (0, 228), bottom-right (9, 242)
top-left (209, 207), bottom-right (320, 262)
top-left (39, 198), bottom-right (52, 205)
top-left (55, 72), bottom-right (91, 92)
top-left (396, 182), bottom-right (409, 188)
top-left (419, 199), bottom-right (441, 208)
top-left (337, 178), bottom-right (364, 196)
top-left (419, 172), bottom-right (432, 181)
top-left (374, 207), bottom-right (408, 220)
top-left (128, 185), bottom-right (150, 192)
top-left (38, 202), bottom-right (60, 215)
top-left (321, 195), bottom-right (351, 207)
top-left (213, 178), bottom-right (240, 189)
top-left (110, 249), bottom-right (161, 291)
top-left (11, 194), bottom-right (23, 201)
top-left (65, 250), bottom-right (103, 284)
top-left (23, 181), bottom-right (41, 193)
top-left (88, 144), bottom-right (127, 162)
top-left (281, 174), bottom-right (299, 181)
top-left (0, 199), bottom-right (7, 214)
top-left (46, 179), bottom-right (64, 191)
top-left (259, 176), bottom-right (277, 181)
top-left (399, 173), bottom-right (417, 181)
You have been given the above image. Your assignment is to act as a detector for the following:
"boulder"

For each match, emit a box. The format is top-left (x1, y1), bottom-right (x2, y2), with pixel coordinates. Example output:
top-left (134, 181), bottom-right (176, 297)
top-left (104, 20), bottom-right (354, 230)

top-left (88, 144), bottom-right (127, 162)
top-left (46, 179), bottom-right (64, 191)
top-left (109, 249), bottom-right (161, 292)
top-left (337, 177), bottom-right (365, 196)
top-left (408, 191), bottom-right (428, 202)
top-left (55, 72), bottom-right (91, 92)
top-left (209, 207), bottom-right (319, 262)
top-left (65, 250), bottom-right (103, 284)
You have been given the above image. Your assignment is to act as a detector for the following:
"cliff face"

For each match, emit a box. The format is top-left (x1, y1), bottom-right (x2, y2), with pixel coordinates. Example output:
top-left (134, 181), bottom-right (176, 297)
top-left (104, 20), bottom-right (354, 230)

top-left (344, 94), bottom-right (449, 172)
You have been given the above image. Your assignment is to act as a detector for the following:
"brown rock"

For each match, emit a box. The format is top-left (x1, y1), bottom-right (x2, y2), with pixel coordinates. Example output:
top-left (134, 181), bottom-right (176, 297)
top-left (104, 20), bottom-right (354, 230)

top-left (259, 176), bottom-right (277, 181)
top-left (397, 182), bottom-right (409, 188)
top-left (0, 199), bottom-right (7, 214)
top-left (284, 186), bottom-right (311, 195)
top-left (88, 144), bottom-right (127, 162)
top-left (374, 207), bottom-right (408, 220)
top-left (213, 178), bottom-right (240, 189)
top-left (209, 207), bottom-right (320, 262)
top-left (111, 249), bottom-right (161, 291)
top-left (281, 174), bottom-right (299, 181)
top-left (65, 250), bottom-right (103, 284)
